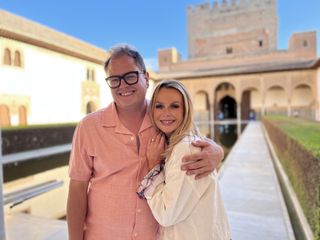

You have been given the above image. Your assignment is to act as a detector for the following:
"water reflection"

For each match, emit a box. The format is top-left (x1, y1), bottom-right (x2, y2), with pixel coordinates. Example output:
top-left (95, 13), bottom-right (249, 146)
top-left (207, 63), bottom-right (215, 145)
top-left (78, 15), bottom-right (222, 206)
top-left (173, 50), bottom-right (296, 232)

top-left (216, 124), bottom-right (238, 148)
top-left (215, 124), bottom-right (247, 157)
top-left (2, 123), bottom-right (247, 182)
top-left (3, 153), bottom-right (69, 183)
top-left (197, 122), bottom-right (247, 158)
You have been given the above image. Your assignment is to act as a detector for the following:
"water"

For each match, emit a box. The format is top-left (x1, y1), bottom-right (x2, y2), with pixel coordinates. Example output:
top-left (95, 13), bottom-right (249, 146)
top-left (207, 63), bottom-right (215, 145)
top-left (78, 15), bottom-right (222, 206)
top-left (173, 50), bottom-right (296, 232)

top-left (2, 123), bottom-right (247, 182)
top-left (3, 152), bottom-right (69, 182)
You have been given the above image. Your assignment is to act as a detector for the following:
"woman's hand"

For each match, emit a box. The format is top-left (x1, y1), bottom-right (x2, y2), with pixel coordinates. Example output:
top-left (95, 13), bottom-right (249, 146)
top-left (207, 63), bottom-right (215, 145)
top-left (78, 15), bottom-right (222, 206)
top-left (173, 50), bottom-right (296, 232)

top-left (146, 132), bottom-right (166, 170)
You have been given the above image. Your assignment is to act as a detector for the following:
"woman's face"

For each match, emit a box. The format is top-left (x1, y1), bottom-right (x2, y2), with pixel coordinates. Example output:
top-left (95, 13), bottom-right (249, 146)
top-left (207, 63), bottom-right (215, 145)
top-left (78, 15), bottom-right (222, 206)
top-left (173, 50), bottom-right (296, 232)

top-left (153, 88), bottom-right (184, 137)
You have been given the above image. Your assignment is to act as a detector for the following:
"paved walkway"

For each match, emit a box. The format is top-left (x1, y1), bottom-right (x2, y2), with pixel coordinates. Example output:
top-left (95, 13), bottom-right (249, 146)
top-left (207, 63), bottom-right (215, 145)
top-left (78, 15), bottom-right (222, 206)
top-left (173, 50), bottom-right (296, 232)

top-left (5, 213), bottom-right (67, 240)
top-left (219, 121), bottom-right (295, 240)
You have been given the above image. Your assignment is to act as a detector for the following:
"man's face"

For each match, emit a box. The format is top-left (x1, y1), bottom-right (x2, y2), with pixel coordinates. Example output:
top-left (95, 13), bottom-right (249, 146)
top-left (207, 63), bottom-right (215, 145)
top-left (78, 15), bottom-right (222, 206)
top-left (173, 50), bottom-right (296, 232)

top-left (106, 55), bottom-right (149, 110)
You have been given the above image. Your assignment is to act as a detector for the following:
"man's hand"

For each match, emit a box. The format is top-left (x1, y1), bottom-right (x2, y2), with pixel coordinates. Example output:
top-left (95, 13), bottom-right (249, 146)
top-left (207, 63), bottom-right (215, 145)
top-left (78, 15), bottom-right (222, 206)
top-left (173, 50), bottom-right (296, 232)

top-left (181, 138), bottom-right (224, 179)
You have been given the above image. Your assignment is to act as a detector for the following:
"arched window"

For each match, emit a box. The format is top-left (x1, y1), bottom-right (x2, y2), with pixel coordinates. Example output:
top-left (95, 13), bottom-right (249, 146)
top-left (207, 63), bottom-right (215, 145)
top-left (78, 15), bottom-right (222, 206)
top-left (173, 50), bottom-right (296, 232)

top-left (3, 48), bottom-right (11, 65)
top-left (91, 69), bottom-right (95, 81)
top-left (86, 101), bottom-right (96, 114)
top-left (86, 68), bottom-right (90, 80)
top-left (19, 105), bottom-right (28, 125)
top-left (0, 105), bottom-right (11, 127)
top-left (14, 50), bottom-right (22, 67)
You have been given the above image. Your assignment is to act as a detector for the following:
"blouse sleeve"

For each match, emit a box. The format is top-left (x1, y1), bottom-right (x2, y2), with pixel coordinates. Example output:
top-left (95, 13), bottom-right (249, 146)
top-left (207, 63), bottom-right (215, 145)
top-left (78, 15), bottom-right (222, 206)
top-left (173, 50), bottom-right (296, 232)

top-left (145, 141), bottom-right (213, 227)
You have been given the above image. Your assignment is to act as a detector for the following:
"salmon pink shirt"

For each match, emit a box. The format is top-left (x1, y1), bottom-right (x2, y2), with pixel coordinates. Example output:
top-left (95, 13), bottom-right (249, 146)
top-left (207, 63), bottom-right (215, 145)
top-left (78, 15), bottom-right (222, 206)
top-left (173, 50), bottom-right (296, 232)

top-left (69, 102), bottom-right (159, 240)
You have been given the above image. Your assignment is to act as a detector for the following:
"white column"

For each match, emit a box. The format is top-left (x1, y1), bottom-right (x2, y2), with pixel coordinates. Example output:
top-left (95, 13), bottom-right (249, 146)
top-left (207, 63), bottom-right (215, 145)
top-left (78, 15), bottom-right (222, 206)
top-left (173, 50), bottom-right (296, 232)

top-left (237, 104), bottom-right (241, 137)
top-left (287, 100), bottom-right (292, 117)
top-left (261, 100), bottom-right (265, 116)
top-left (210, 104), bottom-right (215, 139)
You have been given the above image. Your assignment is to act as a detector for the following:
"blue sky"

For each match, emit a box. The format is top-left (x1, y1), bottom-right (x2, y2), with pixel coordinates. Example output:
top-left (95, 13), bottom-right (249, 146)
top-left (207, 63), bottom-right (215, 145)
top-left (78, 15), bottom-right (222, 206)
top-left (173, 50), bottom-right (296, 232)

top-left (1, 0), bottom-right (319, 70)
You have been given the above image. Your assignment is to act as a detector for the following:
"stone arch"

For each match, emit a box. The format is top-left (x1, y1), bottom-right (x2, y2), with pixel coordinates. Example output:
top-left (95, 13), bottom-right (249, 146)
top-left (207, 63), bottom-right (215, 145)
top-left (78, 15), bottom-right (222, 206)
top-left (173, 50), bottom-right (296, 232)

top-left (214, 82), bottom-right (236, 120)
top-left (19, 105), bottom-right (28, 125)
top-left (0, 104), bottom-right (11, 127)
top-left (265, 85), bottom-right (286, 115)
top-left (291, 84), bottom-right (314, 118)
top-left (241, 87), bottom-right (261, 120)
top-left (86, 101), bottom-right (96, 114)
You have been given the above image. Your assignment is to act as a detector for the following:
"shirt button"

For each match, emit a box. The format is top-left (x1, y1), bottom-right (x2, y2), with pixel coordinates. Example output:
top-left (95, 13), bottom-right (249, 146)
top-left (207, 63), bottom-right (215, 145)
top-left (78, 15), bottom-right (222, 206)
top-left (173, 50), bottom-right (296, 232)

top-left (131, 136), bottom-right (134, 141)
top-left (137, 209), bottom-right (141, 213)
top-left (134, 232), bottom-right (138, 237)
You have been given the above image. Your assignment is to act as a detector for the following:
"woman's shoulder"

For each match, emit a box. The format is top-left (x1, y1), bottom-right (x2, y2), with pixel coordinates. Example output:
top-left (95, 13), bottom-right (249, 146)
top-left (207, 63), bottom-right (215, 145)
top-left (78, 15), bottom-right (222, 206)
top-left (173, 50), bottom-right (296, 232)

top-left (174, 135), bottom-right (202, 154)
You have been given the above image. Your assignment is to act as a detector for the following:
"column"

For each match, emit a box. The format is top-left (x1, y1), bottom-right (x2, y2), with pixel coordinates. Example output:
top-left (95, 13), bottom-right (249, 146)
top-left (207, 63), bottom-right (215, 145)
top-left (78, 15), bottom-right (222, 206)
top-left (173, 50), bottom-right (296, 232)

top-left (237, 104), bottom-right (241, 137)
top-left (209, 103), bottom-right (215, 139)
top-left (287, 99), bottom-right (292, 117)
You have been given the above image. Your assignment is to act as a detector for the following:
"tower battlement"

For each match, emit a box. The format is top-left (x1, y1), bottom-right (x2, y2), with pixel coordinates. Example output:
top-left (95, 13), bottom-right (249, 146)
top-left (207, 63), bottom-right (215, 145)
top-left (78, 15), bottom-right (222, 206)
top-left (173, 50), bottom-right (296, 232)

top-left (187, 0), bottom-right (276, 16)
top-left (187, 0), bottom-right (278, 59)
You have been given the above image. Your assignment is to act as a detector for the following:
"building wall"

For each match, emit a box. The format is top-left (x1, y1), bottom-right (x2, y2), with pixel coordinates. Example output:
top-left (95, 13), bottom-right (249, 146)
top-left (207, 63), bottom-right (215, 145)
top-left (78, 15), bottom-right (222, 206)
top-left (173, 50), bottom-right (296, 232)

top-left (317, 66), bottom-right (320, 120)
top-left (187, 0), bottom-right (277, 59)
top-left (158, 30), bottom-right (317, 73)
top-left (177, 69), bottom-right (317, 121)
top-left (0, 37), bottom-right (113, 126)
top-left (157, 0), bottom-right (318, 122)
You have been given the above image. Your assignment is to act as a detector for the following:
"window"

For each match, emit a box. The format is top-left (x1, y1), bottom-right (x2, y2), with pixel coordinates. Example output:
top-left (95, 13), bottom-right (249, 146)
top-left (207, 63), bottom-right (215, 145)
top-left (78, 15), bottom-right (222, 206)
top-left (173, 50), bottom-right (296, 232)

top-left (86, 68), bottom-right (90, 80)
top-left (14, 50), bottom-right (21, 66)
top-left (3, 48), bottom-right (11, 65)
top-left (303, 40), bottom-right (308, 47)
top-left (19, 105), bottom-right (27, 125)
top-left (0, 105), bottom-right (11, 127)
top-left (259, 40), bottom-right (263, 47)
top-left (91, 69), bottom-right (95, 81)
top-left (226, 47), bottom-right (233, 54)
top-left (86, 68), bottom-right (95, 81)
top-left (86, 101), bottom-right (95, 114)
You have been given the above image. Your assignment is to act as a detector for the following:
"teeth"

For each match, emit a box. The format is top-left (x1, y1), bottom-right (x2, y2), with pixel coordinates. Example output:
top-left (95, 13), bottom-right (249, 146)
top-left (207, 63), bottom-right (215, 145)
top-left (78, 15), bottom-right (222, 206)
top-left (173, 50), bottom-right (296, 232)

top-left (161, 120), bottom-right (174, 125)
top-left (120, 91), bottom-right (133, 96)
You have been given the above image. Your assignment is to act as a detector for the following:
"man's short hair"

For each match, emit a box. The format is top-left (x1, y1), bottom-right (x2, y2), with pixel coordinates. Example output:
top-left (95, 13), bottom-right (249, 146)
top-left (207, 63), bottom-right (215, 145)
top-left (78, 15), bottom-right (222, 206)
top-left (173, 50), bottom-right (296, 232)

top-left (104, 44), bottom-right (146, 72)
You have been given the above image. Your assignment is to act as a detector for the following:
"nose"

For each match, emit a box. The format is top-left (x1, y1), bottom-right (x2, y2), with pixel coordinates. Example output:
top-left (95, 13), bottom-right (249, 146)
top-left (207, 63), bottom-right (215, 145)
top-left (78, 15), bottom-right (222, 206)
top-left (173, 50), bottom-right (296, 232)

top-left (163, 108), bottom-right (172, 115)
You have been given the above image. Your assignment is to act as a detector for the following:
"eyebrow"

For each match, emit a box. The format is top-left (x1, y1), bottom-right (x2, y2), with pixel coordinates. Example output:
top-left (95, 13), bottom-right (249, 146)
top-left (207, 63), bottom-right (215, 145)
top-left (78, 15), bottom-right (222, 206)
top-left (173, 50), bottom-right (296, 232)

top-left (154, 101), bottom-right (181, 104)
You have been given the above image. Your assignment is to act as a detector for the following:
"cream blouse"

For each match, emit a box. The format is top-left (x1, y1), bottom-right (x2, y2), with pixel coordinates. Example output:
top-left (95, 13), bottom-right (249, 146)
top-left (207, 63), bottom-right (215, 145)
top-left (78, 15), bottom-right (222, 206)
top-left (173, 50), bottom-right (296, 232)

top-left (140, 135), bottom-right (231, 240)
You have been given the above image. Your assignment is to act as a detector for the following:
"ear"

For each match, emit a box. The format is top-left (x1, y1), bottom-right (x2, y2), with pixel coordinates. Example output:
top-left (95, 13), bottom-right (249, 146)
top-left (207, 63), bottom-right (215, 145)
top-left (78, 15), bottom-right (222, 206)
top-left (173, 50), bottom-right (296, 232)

top-left (144, 71), bottom-right (150, 87)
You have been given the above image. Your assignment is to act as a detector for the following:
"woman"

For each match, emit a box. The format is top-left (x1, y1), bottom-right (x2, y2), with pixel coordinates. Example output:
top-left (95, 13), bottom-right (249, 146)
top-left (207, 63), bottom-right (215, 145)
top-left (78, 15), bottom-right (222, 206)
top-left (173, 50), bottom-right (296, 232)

top-left (137, 80), bottom-right (231, 239)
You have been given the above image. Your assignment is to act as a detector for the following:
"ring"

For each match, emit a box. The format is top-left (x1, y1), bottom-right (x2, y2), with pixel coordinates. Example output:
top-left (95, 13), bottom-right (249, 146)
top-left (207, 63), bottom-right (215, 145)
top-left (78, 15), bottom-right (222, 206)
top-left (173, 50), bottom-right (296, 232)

top-left (151, 138), bottom-right (155, 142)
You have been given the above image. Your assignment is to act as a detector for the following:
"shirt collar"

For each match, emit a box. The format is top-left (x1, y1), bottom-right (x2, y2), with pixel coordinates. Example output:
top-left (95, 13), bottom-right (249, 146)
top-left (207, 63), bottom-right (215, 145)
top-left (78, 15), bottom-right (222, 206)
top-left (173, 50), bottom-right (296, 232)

top-left (101, 101), bottom-right (153, 134)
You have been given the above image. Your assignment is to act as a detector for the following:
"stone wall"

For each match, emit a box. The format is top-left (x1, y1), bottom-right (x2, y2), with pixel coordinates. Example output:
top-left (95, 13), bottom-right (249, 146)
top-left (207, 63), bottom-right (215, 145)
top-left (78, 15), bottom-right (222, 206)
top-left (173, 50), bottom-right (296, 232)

top-left (187, 0), bottom-right (277, 58)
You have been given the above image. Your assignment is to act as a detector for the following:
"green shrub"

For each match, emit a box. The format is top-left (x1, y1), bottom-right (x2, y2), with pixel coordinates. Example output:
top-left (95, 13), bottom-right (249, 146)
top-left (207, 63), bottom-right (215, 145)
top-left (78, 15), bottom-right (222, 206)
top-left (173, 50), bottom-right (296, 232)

top-left (263, 116), bottom-right (320, 240)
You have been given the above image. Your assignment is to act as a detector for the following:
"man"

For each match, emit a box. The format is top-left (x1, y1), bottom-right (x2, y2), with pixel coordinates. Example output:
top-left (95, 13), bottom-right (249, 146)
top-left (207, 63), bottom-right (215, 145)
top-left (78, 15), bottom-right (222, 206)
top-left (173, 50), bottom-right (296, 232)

top-left (67, 44), bottom-right (224, 240)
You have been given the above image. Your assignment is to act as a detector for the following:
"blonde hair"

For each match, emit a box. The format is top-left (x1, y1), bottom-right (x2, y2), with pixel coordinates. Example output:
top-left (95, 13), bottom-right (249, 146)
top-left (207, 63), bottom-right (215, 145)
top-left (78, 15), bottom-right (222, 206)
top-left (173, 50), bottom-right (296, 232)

top-left (149, 80), bottom-right (201, 160)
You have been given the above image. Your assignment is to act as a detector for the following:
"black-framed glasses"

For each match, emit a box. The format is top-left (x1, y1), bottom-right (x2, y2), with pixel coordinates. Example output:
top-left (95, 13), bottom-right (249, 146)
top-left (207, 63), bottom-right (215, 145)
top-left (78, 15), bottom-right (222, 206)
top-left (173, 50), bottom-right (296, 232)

top-left (105, 70), bottom-right (145, 89)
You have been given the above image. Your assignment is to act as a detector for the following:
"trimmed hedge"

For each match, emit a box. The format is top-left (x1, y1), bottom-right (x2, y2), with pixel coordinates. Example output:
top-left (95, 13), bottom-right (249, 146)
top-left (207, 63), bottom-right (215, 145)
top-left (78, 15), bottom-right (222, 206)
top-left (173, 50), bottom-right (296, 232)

top-left (1, 123), bottom-right (77, 155)
top-left (263, 116), bottom-right (320, 240)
